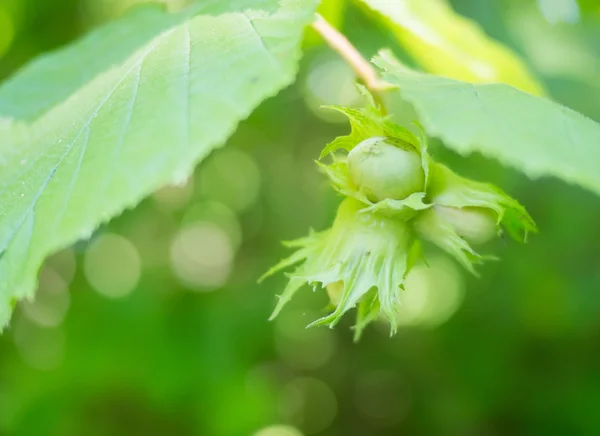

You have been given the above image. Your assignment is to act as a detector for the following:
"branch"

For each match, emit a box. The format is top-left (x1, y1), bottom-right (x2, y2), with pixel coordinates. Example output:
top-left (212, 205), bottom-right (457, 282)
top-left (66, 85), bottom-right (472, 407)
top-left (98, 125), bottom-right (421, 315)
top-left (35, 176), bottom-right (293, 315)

top-left (312, 14), bottom-right (389, 94)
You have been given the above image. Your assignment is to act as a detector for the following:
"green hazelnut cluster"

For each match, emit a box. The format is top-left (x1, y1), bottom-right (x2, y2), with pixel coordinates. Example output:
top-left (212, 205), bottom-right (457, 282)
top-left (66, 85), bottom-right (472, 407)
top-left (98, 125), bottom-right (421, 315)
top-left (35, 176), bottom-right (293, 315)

top-left (261, 91), bottom-right (536, 339)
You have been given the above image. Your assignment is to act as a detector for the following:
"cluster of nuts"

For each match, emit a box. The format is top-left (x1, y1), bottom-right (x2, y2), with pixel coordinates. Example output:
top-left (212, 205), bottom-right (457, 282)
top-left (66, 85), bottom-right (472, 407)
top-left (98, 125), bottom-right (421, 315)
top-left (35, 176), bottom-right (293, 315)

top-left (262, 97), bottom-right (536, 338)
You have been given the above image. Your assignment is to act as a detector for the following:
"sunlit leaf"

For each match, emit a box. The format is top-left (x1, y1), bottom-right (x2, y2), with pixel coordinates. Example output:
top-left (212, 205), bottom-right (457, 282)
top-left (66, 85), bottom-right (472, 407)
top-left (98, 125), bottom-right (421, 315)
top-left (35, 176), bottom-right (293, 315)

top-left (358, 0), bottom-right (545, 95)
top-left (374, 51), bottom-right (600, 197)
top-left (0, 0), bottom-right (317, 328)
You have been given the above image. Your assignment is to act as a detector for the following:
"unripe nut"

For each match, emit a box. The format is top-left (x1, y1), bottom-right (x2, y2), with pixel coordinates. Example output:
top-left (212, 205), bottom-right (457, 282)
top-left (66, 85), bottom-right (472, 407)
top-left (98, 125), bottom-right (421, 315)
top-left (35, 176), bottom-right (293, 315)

top-left (347, 136), bottom-right (425, 202)
top-left (435, 205), bottom-right (498, 245)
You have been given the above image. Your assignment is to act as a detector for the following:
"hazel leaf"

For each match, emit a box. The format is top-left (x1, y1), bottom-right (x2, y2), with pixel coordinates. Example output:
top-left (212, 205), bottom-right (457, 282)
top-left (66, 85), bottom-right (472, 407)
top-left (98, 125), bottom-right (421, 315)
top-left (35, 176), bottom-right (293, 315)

top-left (358, 0), bottom-right (545, 95)
top-left (0, 0), bottom-right (318, 329)
top-left (374, 50), bottom-right (600, 199)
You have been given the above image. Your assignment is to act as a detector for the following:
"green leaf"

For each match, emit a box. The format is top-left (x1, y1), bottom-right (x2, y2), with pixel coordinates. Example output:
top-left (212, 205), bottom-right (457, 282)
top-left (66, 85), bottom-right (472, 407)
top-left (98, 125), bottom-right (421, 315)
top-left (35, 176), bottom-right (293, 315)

top-left (374, 51), bottom-right (600, 197)
top-left (357, 0), bottom-right (545, 95)
top-left (0, 1), bottom-right (290, 121)
top-left (0, 0), bottom-right (317, 328)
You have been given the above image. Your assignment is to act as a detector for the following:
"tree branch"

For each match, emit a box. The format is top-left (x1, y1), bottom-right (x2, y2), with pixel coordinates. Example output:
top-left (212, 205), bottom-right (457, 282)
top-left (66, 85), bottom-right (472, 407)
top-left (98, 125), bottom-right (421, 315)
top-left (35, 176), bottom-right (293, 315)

top-left (312, 14), bottom-right (389, 94)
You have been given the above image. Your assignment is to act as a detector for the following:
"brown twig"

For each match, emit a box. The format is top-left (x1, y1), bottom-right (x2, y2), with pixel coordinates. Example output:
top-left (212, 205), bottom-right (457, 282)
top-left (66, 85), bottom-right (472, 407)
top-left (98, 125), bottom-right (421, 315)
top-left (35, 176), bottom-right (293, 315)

top-left (312, 13), bottom-right (390, 94)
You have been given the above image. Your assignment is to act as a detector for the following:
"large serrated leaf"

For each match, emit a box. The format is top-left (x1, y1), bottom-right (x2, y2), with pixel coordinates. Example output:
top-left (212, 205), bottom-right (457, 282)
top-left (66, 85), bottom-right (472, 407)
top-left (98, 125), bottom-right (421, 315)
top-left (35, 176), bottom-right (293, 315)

top-left (373, 52), bottom-right (600, 196)
top-left (0, 0), bottom-right (318, 328)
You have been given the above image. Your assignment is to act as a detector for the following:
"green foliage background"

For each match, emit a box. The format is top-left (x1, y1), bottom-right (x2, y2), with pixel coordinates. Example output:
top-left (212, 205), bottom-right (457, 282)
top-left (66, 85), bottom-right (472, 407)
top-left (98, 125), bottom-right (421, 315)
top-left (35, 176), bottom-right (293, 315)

top-left (1, 0), bottom-right (600, 435)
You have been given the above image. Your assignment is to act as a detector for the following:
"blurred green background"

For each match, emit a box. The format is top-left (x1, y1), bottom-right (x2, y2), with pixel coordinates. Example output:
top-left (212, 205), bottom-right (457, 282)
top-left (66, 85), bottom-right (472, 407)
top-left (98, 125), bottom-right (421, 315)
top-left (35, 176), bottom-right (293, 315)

top-left (1, 0), bottom-right (600, 435)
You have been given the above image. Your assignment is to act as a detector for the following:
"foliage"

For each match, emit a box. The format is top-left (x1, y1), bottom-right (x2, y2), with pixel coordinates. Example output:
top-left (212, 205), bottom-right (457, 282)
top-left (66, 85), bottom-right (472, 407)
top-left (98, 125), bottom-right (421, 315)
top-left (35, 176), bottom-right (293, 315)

top-left (263, 94), bottom-right (534, 337)
top-left (375, 50), bottom-right (600, 197)
top-left (0, 0), bottom-right (317, 328)
top-left (358, 0), bottom-right (544, 94)
top-left (1, 1), bottom-right (600, 435)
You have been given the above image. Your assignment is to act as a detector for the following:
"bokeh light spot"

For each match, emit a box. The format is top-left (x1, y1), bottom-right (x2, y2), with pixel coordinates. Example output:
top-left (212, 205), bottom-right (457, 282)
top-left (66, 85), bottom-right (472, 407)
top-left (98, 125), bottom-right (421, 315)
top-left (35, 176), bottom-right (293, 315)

top-left (84, 233), bottom-right (141, 298)
top-left (397, 256), bottom-right (465, 328)
top-left (537, 0), bottom-right (580, 24)
top-left (13, 316), bottom-right (65, 371)
top-left (170, 222), bottom-right (234, 290)
top-left (153, 176), bottom-right (194, 210)
top-left (128, 211), bottom-right (177, 268)
top-left (254, 425), bottom-right (303, 436)
top-left (21, 267), bottom-right (70, 327)
top-left (304, 55), bottom-right (361, 122)
top-left (45, 248), bottom-right (77, 286)
top-left (354, 371), bottom-right (411, 427)
top-left (182, 201), bottom-right (243, 250)
top-left (199, 148), bottom-right (261, 212)
top-left (281, 378), bottom-right (337, 435)
top-left (274, 309), bottom-right (336, 371)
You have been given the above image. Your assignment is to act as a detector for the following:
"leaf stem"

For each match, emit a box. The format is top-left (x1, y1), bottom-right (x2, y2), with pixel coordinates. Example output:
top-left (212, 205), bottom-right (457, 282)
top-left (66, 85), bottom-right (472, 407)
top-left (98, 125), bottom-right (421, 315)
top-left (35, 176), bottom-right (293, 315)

top-left (312, 14), bottom-right (389, 95)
